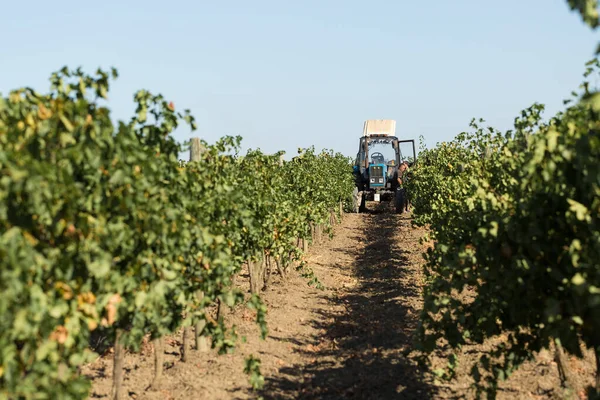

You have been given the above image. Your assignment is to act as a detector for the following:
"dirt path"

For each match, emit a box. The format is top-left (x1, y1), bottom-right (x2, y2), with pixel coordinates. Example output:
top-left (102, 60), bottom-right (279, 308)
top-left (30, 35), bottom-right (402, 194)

top-left (85, 203), bottom-right (596, 400)
top-left (259, 204), bottom-right (432, 400)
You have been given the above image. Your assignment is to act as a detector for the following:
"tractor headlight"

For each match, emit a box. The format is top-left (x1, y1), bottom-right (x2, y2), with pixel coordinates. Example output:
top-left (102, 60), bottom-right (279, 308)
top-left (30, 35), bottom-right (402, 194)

top-left (379, 178), bottom-right (384, 183)
top-left (370, 178), bottom-right (375, 183)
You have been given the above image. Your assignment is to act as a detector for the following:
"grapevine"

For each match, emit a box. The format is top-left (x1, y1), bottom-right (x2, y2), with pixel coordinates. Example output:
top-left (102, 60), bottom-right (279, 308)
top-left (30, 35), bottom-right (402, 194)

top-left (0, 67), bottom-right (354, 399)
top-left (408, 59), bottom-right (600, 398)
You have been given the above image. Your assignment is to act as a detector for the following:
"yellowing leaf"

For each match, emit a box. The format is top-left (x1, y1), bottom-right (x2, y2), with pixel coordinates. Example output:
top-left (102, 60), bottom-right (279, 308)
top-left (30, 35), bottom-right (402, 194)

top-left (59, 133), bottom-right (76, 147)
top-left (572, 273), bottom-right (586, 286)
top-left (22, 231), bottom-right (38, 246)
top-left (489, 221), bottom-right (499, 237)
top-left (59, 113), bottom-right (74, 132)
top-left (55, 282), bottom-right (73, 300)
top-left (567, 199), bottom-right (590, 221)
top-left (105, 293), bottom-right (122, 326)
top-left (87, 319), bottom-right (98, 331)
top-left (49, 326), bottom-right (69, 344)
top-left (37, 104), bottom-right (52, 120)
top-left (25, 113), bottom-right (35, 127)
top-left (77, 292), bottom-right (96, 305)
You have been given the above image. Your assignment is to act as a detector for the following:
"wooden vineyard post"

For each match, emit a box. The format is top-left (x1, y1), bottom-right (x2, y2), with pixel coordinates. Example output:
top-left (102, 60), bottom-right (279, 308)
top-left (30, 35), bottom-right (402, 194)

top-left (151, 337), bottom-right (164, 390)
top-left (190, 137), bottom-right (210, 354)
top-left (190, 136), bottom-right (204, 161)
top-left (595, 346), bottom-right (600, 393)
top-left (181, 326), bottom-right (192, 362)
top-left (194, 294), bottom-right (210, 353)
top-left (263, 254), bottom-right (272, 290)
top-left (554, 339), bottom-right (579, 394)
top-left (111, 329), bottom-right (125, 400)
top-left (248, 256), bottom-right (266, 294)
top-left (217, 273), bottom-right (237, 321)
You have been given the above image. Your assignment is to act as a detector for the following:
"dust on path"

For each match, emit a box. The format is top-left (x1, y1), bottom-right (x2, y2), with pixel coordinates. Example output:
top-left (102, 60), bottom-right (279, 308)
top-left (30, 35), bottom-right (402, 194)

top-left (85, 204), bottom-right (596, 400)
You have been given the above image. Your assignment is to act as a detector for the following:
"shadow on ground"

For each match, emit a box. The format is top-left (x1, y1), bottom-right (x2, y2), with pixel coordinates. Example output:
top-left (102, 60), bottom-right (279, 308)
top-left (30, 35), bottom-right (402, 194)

top-left (257, 203), bottom-right (437, 399)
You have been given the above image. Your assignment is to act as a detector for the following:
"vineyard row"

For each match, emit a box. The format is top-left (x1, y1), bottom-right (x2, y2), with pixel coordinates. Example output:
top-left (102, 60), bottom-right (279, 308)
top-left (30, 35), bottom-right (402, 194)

top-left (0, 67), bottom-right (356, 400)
top-left (406, 58), bottom-right (600, 397)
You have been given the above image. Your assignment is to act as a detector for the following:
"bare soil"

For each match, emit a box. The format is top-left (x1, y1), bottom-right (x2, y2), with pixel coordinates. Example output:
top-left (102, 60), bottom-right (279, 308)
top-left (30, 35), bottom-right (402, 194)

top-left (84, 202), bottom-right (596, 400)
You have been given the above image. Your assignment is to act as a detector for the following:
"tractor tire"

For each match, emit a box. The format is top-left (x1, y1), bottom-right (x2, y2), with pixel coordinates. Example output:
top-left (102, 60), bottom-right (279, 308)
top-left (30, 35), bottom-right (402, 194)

top-left (395, 188), bottom-right (404, 214)
top-left (359, 192), bottom-right (367, 213)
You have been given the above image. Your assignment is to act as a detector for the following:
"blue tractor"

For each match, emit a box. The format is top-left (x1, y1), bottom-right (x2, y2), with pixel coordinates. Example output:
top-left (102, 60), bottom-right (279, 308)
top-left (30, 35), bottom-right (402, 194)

top-left (352, 120), bottom-right (416, 213)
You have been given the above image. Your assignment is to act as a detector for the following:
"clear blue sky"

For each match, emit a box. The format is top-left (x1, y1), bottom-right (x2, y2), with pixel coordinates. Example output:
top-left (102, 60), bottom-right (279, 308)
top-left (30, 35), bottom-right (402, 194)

top-left (1, 0), bottom-right (598, 160)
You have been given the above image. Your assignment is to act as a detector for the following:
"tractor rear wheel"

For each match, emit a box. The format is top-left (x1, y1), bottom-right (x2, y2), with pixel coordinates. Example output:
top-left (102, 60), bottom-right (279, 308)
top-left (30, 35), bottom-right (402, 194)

top-left (395, 188), bottom-right (404, 214)
top-left (359, 192), bottom-right (367, 213)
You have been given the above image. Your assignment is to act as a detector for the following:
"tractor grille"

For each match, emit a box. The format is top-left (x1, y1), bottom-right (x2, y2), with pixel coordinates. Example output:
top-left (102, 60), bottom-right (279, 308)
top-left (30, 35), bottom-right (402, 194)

top-left (370, 166), bottom-right (383, 178)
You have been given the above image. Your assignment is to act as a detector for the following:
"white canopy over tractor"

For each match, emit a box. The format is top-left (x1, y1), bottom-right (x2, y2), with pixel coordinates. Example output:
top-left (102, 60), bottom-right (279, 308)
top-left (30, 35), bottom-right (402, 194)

top-left (362, 119), bottom-right (396, 137)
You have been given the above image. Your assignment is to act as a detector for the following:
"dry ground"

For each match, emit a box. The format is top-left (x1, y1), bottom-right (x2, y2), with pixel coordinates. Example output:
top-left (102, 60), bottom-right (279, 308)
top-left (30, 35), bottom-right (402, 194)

top-left (84, 202), bottom-right (596, 400)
